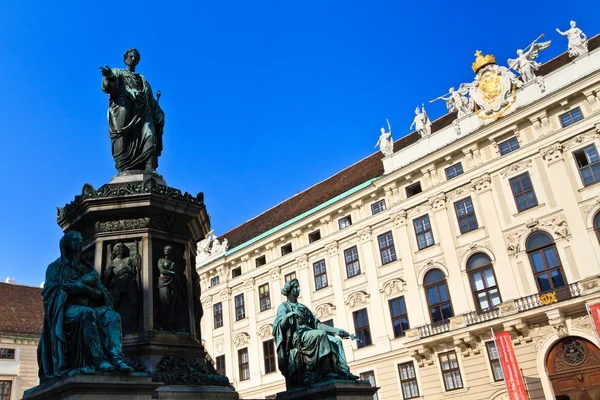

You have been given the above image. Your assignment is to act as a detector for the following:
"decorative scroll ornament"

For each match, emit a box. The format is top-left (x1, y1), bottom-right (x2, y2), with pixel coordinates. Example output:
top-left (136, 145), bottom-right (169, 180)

top-left (270, 267), bottom-right (280, 280)
top-left (563, 132), bottom-right (599, 150)
top-left (446, 185), bottom-right (473, 200)
top-left (233, 332), bottom-right (250, 348)
top-left (296, 254), bottom-right (309, 269)
top-left (428, 193), bottom-right (446, 210)
top-left (258, 324), bottom-right (273, 339)
top-left (390, 210), bottom-right (407, 227)
top-left (358, 226), bottom-right (372, 242)
top-left (539, 292), bottom-right (557, 305)
top-left (380, 278), bottom-right (407, 298)
top-left (314, 303), bottom-right (336, 320)
top-left (345, 291), bottom-right (370, 308)
top-left (499, 159), bottom-right (532, 177)
top-left (325, 241), bottom-right (339, 256)
top-left (540, 142), bottom-right (564, 163)
top-left (471, 173), bottom-right (492, 192)
top-left (215, 338), bottom-right (224, 354)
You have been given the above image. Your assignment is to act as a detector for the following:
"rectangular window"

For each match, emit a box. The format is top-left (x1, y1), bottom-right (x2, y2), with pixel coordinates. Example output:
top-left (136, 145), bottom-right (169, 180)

top-left (0, 349), bottom-right (15, 359)
top-left (234, 294), bottom-right (245, 321)
top-left (559, 107), bottom-right (583, 128)
top-left (338, 216), bottom-right (352, 229)
top-left (445, 162), bottom-right (464, 180)
top-left (213, 303), bottom-right (223, 328)
top-left (255, 255), bottom-right (266, 268)
top-left (439, 351), bottom-right (463, 391)
top-left (389, 297), bottom-right (409, 338)
top-left (308, 230), bottom-right (321, 243)
top-left (371, 199), bottom-right (386, 215)
top-left (377, 231), bottom-right (397, 265)
top-left (263, 340), bottom-right (277, 374)
top-left (238, 348), bottom-right (250, 381)
top-left (398, 362), bottom-right (420, 399)
top-left (454, 197), bottom-right (478, 234)
top-left (231, 267), bottom-right (242, 279)
top-left (574, 145), bottom-right (600, 186)
top-left (216, 355), bottom-right (226, 376)
top-left (321, 319), bottom-right (334, 327)
top-left (313, 259), bottom-right (328, 290)
top-left (509, 173), bottom-right (538, 212)
top-left (259, 283), bottom-right (271, 312)
top-left (210, 276), bottom-right (220, 287)
top-left (284, 272), bottom-right (296, 283)
top-left (414, 215), bottom-right (435, 250)
top-left (353, 309), bottom-right (372, 348)
top-left (359, 371), bottom-right (379, 400)
top-left (0, 381), bottom-right (12, 400)
top-left (344, 246), bottom-right (361, 278)
top-left (486, 342), bottom-right (504, 382)
top-left (405, 182), bottom-right (422, 198)
top-left (499, 137), bottom-right (520, 155)
top-left (281, 243), bottom-right (293, 256)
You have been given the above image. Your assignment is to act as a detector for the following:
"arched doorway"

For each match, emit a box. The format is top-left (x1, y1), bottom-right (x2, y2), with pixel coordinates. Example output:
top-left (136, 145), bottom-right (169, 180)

top-left (546, 336), bottom-right (600, 399)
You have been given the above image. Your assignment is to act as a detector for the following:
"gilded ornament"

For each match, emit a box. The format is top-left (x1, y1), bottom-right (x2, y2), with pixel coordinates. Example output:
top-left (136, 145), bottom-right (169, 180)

top-left (539, 292), bottom-right (557, 305)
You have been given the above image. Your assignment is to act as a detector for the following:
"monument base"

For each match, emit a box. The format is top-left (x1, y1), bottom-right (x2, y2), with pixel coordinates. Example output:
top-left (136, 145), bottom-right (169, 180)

top-left (155, 385), bottom-right (240, 400)
top-left (276, 380), bottom-right (378, 400)
top-left (109, 170), bottom-right (166, 185)
top-left (22, 373), bottom-right (161, 400)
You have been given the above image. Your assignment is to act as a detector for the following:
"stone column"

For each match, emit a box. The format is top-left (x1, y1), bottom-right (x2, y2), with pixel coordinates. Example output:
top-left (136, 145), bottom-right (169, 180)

top-left (219, 288), bottom-right (233, 369)
top-left (469, 174), bottom-right (521, 300)
top-left (389, 210), bottom-right (427, 327)
top-left (295, 254), bottom-right (313, 304)
top-left (244, 278), bottom-right (261, 381)
top-left (357, 226), bottom-right (390, 352)
top-left (540, 143), bottom-right (600, 278)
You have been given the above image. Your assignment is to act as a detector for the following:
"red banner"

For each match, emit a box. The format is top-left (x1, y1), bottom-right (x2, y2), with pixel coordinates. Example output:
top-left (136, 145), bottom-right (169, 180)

top-left (589, 303), bottom-right (600, 338)
top-left (494, 331), bottom-right (528, 400)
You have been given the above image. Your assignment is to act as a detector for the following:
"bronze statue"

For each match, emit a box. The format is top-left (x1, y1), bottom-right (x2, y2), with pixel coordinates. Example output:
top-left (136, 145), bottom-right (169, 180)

top-left (272, 279), bottom-right (359, 388)
top-left (103, 243), bottom-right (141, 334)
top-left (37, 231), bottom-right (133, 382)
top-left (99, 48), bottom-right (165, 173)
top-left (157, 245), bottom-right (185, 331)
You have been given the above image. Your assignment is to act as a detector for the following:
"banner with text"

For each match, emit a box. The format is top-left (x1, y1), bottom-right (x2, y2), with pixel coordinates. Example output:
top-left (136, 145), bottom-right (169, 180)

top-left (588, 303), bottom-right (600, 339)
top-left (494, 331), bottom-right (528, 400)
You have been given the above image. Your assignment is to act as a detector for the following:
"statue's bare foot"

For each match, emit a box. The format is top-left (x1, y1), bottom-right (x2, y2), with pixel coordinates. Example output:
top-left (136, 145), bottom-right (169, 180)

top-left (115, 360), bottom-right (134, 372)
top-left (98, 361), bottom-right (115, 371)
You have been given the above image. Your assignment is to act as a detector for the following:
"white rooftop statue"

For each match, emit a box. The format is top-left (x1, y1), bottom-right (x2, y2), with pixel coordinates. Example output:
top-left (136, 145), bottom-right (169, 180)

top-left (430, 85), bottom-right (474, 118)
top-left (556, 21), bottom-right (588, 57)
top-left (375, 119), bottom-right (394, 157)
top-left (508, 34), bottom-right (551, 91)
top-left (410, 104), bottom-right (432, 137)
top-left (4, 277), bottom-right (16, 284)
top-left (196, 230), bottom-right (229, 264)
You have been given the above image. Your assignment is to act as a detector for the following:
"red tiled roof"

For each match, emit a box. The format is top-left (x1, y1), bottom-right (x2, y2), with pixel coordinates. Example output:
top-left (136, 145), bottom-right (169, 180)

top-left (0, 282), bottom-right (43, 339)
top-left (221, 36), bottom-right (599, 250)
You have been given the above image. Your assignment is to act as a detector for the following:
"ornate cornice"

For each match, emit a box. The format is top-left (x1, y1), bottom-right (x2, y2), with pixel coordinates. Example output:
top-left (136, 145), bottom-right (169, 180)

top-left (471, 173), bottom-right (492, 192)
top-left (380, 278), bottom-right (406, 298)
top-left (296, 253), bottom-right (309, 269)
top-left (563, 131), bottom-right (599, 150)
top-left (357, 226), bottom-right (372, 242)
top-left (345, 291), bottom-right (370, 308)
top-left (314, 303), bottom-right (336, 320)
top-left (540, 142), bottom-right (564, 163)
top-left (390, 209), bottom-right (407, 227)
top-left (82, 215), bottom-right (188, 240)
top-left (233, 332), bottom-right (250, 348)
top-left (499, 159), bottom-right (532, 177)
top-left (258, 324), bottom-right (273, 339)
top-left (325, 241), bottom-right (339, 256)
top-left (446, 185), bottom-right (473, 201)
top-left (428, 193), bottom-right (447, 211)
top-left (407, 203), bottom-right (432, 218)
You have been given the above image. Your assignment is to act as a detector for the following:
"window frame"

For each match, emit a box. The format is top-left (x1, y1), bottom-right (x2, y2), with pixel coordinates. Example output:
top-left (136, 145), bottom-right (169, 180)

top-left (414, 214), bottom-right (435, 250)
top-left (439, 351), bottom-right (464, 391)
top-left (388, 296), bottom-right (409, 338)
top-left (371, 199), bottom-right (386, 215)
top-left (0, 349), bottom-right (15, 360)
top-left (377, 231), bottom-right (397, 265)
top-left (509, 172), bottom-right (538, 213)
top-left (0, 381), bottom-right (12, 400)
top-left (213, 302), bottom-right (223, 329)
top-left (258, 283), bottom-right (271, 312)
top-left (321, 319), bottom-right (334, 327)
top-left (359, 370), bottom-right (379, 400)
top-left (352, 308), bottom-right (372, 348)
top-left (559, 106), bottom-right (583, 128)
top-left (498, 137), bottom-right (520, 155)
top-left (595, 212), bottom-right (600, 245)
top-left (445, 162), bottom-right (464, 180)
top-left (467, 254), bottom-right (501, 312)
top-left (210, 276), bottom-right (220, 287)
top-left (234, 293), bottom-right (245, 321)
top-left (238, 348), bottom-right (250, 381)
top-left (308, 230), bottom-right (321, 243)
top-left (398, 361), bottom-right (420, 399)
top-left (313, 259), bottom-right (328, 290)
top-left (338, 215), bottom-right (352, 229)
top-left (405, 182), bottom-right (422, 198)
top-left (573, 144), bottom-right (600, 187)
top-left (281, 243), bottom-right (293, 256)
top-left (231, 267), bottom-right (242, 279)
top-left (255, 255), bottom-right (266, 268)
top-left (526, 232), bottom-right (567, 293)
top-left (263, 340), bottom-right (277, 374)
top-left (284, 272), bottom-right (297, 283)
top-left (424, 270), bottom-right (454, 323)
top-left (485, 341), bottom-right (504, 382)
top-left (344, 246), bottom-right (361, 278)
top-left (215, 355), bottom-right (226, 376)
top-left (454, 197), bottom-right (479, 234)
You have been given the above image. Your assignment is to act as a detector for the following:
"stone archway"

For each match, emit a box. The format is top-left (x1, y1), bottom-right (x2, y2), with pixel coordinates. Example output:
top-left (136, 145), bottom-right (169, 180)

top-left (546, 336), bottom-right (600, 399)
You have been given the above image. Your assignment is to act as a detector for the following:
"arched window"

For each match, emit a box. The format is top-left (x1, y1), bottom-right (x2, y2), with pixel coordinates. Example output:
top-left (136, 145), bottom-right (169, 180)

top-left (526, 232), bottom-right (566, 293)
top-left (467, 253), bottom-right (501, 312)
top-left (424, 269), bottom-right (454, 323)
top-left (594, 212), bottom-right (600, 244)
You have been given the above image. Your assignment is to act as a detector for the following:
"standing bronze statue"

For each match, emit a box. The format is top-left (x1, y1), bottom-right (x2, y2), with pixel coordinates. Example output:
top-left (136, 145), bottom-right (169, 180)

top-left (157, 245), bottom-right (186, 331)
top-left (37, 231), bottom-right (133, 382)
top-left (273, 279), bottom-right (359, 388)
top-left (99, 48), bottom-right (165, 173)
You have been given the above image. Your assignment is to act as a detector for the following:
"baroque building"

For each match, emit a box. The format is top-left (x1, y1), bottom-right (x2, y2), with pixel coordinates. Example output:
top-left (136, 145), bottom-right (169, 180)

top-left (198, 31), bottom-right (600, 399)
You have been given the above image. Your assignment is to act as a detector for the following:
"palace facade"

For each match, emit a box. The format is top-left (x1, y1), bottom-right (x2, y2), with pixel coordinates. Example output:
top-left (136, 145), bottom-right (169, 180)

top-left (198, 33), bottom-right (600, 399)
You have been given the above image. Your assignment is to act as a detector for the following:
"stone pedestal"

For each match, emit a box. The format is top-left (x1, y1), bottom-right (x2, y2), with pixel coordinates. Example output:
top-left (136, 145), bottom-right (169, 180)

top-left (155, 385), bottom-right (240, 400)
top-left (22, 373), bottom-right (160, 400)
top-left (275, 380), bottom-right (379, 400)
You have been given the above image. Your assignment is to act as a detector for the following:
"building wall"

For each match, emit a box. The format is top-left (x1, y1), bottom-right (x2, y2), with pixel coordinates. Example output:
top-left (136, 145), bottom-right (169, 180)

top-left (0, 338), bottom-right (39, 400)
top-left (199, 47), bottom-right (600, 399)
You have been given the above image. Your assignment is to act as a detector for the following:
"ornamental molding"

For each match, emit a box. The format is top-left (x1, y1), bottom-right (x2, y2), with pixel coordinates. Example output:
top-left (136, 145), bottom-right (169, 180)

top-left (563, 131), bottom-right (599, 151)
top-left (446, 185), bottom-right (473, 201)
top-left (258, 324), bottom-right (273, 339)
top-left (416, 257), bottom-right (448, 283)
top-left (407, 203), bottom-right (432, 218)
top-left (57, 179), bottom-right (205, 222)
top-left (532, 326), bottom-right (554, 353)
top-left (244, 278), bottom-right (255, 291)
top-left (540, 142), bottom-right (564, 163)
top-left (82, 215), bottom-right (189, 240)
top-left (584, 198), bottom-right (600, 218)
top-left (296, 254), bottom-right (309, 269)
top-left (233, 332), bottom-right (250, 348)
top-left (470, 173), bottom-right (492, 192)
top-left (314, 303), bottom-right (336, 320)
top-left (380, 278), bottom-right (407, 298)
top-left (390, 210), bottom-right (407, 227)
top-left (357, 226), bottom-right (372, 242)
top-left (428, 193), bottom-right (447, 211)
top-left (201, 295), bottom-right (213, 309)
top-left (325, 241), bottom-right (339, 256)
top-left (215, 338), bottom-right (224, 354)
top-left (459, 241), bottom-right (493, 266)
top-left (269, 266), bottom-right (280, 280)
top-left (505, 214), bottom-right (570, 256)
top-left (571, 315), bottom-right (594, 335)
top-left (345, 291), bottom-right (371, 308)
top-left (219, 288), bottom-right (231, 301)
top-left (499, 159), bottom-right (532, 177)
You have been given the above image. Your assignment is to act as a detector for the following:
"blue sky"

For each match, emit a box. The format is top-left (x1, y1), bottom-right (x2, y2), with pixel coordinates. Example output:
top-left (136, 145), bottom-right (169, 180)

top-left (0, 1), bottom-right (598, 286)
